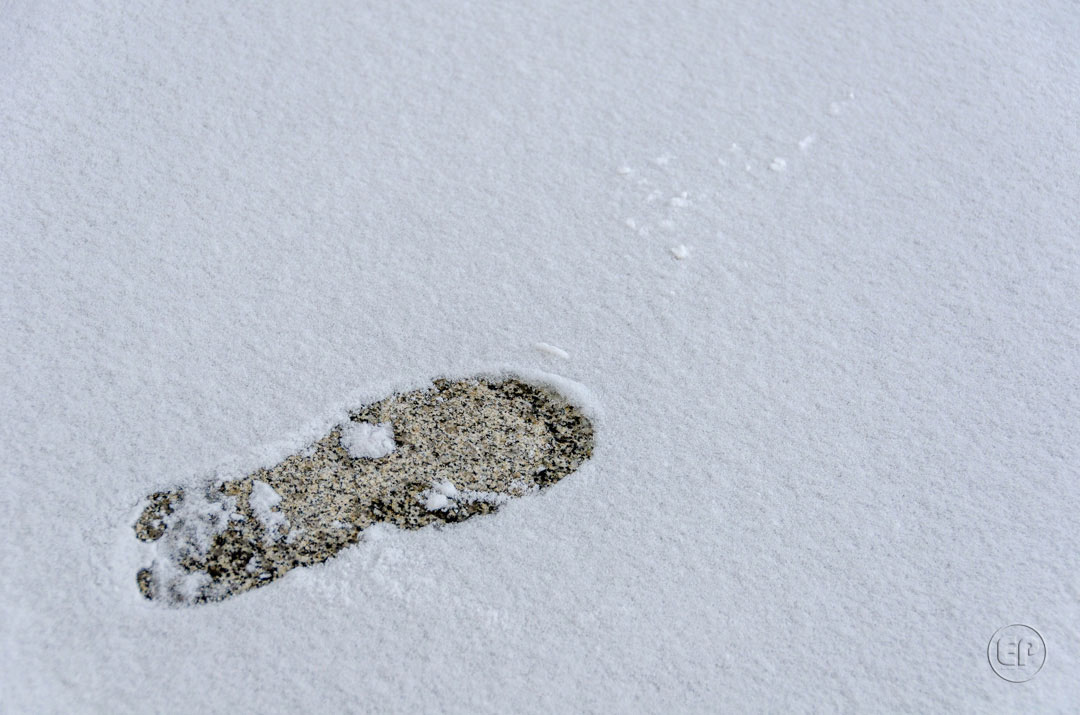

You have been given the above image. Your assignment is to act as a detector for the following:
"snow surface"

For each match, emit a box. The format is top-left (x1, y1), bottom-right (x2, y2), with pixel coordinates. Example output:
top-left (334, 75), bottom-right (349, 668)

top-left (670, 245), bottom-right (691, 261)
top-left (139, 489), bottom-right (239, 603)
top-left (2, 0), bottom-right (1080, 712)
top-left (340, 420), bottom-right (396, 459)
top-left (249, 480), bottom-right (286, 542)
top-left (534, 342), bottom-right (570, 360)
top-left (423, 493), bottom-right (450, 512)
top-left (435, 480), bottom-right (459, 499)
top-left (422, 482), bottom-right (515, 514)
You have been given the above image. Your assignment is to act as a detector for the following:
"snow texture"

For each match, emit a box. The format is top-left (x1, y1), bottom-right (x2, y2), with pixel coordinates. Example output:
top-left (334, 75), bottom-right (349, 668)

top-left (534, 342), bottom-right (570, 360)
top-left (339, 421), bottom-right (396, 459)
top-left (435, 480), bottom-right (459, 499)
top-left (421, 481), bottom-right (514, 514)
top-left (249, 480), bottom-right (287, 542)
top-left (423, 493), bottom-right (450, 512)
top-left (2, 0), bottom-right (1080, 712)
top-left (138, 489), bottom-right (238, 602)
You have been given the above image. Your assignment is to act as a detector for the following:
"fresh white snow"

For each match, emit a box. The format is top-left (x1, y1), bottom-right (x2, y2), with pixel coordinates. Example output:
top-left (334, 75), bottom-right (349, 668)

top-left (435, 480), bottom-right (459, 499)
top-left (533, 342), bottom-right (570, 360)
top-left (137, 488), bottom-right (239, 603)
top-left (2, 0), bottom-right (1079, 712)
top-left (157, 490), bottom-right (238, 560)
top-left (670, 245), bottom-right (691, 261)
top-left (423, 493), bottom-right (450, 512)
top-left (340, 421), bottom-right (396, 459)
top-left (422, 482), bottom-right (511, 513)
top-left (249, 480), bottom-right (287, 542)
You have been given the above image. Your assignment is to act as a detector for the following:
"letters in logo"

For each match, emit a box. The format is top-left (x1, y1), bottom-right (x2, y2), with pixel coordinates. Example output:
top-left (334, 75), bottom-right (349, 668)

top-left (988, 625), bottom-right (1045, 683)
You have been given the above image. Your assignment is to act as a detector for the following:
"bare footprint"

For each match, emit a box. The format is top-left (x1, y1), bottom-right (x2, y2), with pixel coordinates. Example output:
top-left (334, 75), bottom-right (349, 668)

top-left (134, 376), bottom-right (594, 605)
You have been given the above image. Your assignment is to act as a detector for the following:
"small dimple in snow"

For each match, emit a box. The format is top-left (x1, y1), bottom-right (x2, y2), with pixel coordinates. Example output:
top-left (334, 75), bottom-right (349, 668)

top-left (534, 342), bottom-right (569, 360)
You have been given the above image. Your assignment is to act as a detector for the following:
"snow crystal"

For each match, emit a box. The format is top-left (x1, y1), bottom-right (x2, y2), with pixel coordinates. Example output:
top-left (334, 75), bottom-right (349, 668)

top-left (770, 157), bottom-right (787, 172)
top-left (340, 421), bottom-right (396, 459)
top-left (670, 244), bottom-right (691, 260)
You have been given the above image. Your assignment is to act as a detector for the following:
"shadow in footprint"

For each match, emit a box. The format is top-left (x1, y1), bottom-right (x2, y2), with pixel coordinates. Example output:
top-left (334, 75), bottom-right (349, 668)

top-left (134, 376), bottom-right (594, 605)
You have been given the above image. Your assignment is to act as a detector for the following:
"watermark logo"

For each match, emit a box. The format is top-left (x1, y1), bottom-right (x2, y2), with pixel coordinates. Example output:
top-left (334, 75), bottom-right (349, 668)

top-left (988, 625), bottom-right (1045, 682)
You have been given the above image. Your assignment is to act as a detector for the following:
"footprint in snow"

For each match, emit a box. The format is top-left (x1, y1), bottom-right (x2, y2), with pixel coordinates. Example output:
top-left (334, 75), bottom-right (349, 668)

top-left (134, 376), bottom-right (594, 605)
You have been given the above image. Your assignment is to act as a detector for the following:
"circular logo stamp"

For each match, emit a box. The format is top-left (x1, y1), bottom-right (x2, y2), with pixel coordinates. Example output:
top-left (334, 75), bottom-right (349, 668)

top-left (987, 625), bottom-right (1045, 682)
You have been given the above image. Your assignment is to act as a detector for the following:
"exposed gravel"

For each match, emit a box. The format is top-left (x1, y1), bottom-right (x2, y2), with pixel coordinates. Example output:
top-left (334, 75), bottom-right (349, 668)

top-left (135, 376), bottom-right (594, 604)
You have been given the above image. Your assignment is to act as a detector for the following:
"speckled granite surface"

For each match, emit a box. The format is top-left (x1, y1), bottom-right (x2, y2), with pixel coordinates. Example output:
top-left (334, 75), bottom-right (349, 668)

top-left (135, 377), bottom-right (594, 604)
